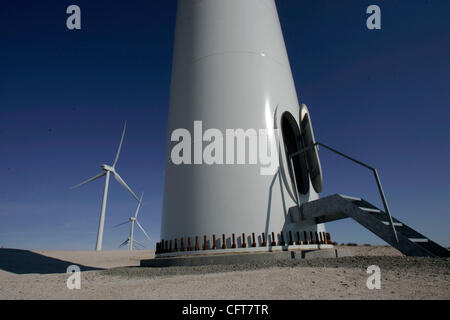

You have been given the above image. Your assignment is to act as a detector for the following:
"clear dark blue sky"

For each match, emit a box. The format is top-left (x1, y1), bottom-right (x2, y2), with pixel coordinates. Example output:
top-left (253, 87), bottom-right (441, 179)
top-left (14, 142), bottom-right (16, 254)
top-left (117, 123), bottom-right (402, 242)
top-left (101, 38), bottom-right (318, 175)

top-left (1, 0), bottom-right (449, 250)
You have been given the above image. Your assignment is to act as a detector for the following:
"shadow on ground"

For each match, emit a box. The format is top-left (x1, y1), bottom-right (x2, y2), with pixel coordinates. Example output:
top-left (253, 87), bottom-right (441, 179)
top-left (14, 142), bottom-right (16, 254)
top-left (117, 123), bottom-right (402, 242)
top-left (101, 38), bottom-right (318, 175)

top-left (0, 249), bottom-right (102, 274)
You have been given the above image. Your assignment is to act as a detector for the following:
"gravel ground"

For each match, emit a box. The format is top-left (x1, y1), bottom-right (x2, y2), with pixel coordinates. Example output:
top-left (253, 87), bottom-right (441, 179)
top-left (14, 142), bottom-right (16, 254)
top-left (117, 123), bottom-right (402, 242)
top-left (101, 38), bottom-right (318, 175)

top-left (104, 255), bottom-right (449, 279)
top-left (0, 246), bottom-right (448, 300)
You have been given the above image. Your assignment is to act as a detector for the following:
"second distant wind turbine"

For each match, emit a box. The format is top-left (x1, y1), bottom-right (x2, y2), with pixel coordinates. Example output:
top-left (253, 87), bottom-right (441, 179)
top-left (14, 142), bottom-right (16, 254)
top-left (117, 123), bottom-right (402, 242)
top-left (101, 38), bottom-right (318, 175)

top-left (71, 121), bottom-right (140, 251)
top-left (115, 192), bottom-right (151, 251)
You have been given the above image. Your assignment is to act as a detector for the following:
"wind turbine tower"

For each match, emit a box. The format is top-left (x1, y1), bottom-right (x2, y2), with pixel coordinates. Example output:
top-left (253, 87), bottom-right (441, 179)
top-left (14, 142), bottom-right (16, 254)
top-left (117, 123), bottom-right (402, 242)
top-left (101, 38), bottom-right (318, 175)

top-left (160, 0), bottom-right (325, 253)
top-left (151, 0), bottom-right (450, 260)
top-left (72, 121), bottom-right (140, 251)
top-left (115, 193), bottom-right (151, 250)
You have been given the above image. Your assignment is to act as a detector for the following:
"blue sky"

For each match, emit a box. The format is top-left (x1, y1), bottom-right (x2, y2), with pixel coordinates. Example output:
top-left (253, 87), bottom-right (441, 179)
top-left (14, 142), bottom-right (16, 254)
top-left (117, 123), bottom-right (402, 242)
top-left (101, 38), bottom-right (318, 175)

top-left (1, 0), bottom-right (449, 250)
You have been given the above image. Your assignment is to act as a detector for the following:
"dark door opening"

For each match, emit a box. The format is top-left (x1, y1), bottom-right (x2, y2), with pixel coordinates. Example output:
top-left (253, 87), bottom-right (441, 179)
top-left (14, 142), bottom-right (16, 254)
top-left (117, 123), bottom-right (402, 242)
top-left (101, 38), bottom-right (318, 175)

top-left (281, 112), bottom-right (309, 195)
top-left (300, 113), bottom-right (323, 193)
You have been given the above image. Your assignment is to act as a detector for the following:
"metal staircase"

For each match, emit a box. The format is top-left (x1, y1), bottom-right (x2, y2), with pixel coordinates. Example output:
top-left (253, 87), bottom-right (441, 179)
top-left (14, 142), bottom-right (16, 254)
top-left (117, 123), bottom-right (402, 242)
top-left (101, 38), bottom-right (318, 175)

top-left (288, 141), bottom-right (449, 258)
top-left (298, 194), bottom-right (449, 257)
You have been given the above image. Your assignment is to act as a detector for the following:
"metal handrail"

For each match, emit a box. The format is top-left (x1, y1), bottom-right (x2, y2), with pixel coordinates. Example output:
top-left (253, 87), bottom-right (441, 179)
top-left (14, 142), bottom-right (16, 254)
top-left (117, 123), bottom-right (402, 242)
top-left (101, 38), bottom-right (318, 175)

top-left (288, 142), bottom-right (399, 243)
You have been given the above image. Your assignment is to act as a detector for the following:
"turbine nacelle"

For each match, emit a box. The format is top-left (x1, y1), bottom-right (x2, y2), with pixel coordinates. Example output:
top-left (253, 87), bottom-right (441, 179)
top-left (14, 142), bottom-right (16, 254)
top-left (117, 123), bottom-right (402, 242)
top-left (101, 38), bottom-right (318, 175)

top-left (101, 164), bottom-right (115, 172)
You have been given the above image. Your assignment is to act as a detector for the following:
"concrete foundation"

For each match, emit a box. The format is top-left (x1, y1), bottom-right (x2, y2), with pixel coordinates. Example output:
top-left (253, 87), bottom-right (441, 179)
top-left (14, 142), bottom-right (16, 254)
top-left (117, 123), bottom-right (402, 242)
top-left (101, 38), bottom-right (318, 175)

top-left (141, 246), bottom-right (352, 268)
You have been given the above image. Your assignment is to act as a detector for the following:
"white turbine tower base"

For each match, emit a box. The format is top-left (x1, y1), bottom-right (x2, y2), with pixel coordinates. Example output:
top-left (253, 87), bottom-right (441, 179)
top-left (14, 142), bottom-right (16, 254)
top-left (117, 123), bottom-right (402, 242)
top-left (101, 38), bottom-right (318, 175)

top-left (114, 193), bottom-right (151, 251)
top-left (161, 0), bottom-right (327, 246)
top-left (71, 121), bottom-right (140, 251)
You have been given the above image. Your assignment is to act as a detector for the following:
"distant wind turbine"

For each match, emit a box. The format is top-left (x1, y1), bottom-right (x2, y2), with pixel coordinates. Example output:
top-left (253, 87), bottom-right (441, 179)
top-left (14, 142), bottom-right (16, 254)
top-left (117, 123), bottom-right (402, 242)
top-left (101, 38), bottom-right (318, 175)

top-left (71, 121), bottom-right (140, 251)
top-left (115, 193), bottom-right (151, 250)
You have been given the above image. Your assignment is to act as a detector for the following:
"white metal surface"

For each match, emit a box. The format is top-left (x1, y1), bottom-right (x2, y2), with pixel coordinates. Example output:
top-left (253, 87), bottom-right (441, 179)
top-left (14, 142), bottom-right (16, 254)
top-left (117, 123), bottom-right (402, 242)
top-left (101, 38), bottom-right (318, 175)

top-left (97, 170), bottom-right (110, 251)
top-left (161, 0), bottom-right (326, 245)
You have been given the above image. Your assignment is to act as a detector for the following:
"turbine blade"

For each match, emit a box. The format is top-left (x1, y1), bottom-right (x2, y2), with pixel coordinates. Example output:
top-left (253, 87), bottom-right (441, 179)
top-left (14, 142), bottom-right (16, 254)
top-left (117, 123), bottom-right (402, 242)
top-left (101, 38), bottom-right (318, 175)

top-left (119, 239), bottom-right (129, 248)
top-left (134, 192), bottom-right (144, 218)
top-left (113, 220), bottom-right (129, 228)
top-left (71, 171), bottom-right (106, 189)
top-left (112, 121), bottom-right (127, 168)
top-left (135, 220), bottom-right (150, 240)
top-left (113, 171), bottom-right (140, 202)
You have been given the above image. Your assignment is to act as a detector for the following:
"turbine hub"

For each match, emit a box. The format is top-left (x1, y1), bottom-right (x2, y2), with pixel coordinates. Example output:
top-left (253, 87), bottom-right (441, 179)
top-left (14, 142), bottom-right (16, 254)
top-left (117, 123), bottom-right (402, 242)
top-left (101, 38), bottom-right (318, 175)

top-left (101, 164), bottom-right (114, 172)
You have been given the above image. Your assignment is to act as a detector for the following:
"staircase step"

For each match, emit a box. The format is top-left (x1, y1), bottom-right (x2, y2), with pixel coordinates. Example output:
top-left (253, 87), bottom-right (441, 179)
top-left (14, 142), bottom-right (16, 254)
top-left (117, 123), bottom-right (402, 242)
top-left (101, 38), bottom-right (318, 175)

top-left (381, 221), bottom-right (403, 227)
top-left (358, 207), bottom-right (381, 213)
top-left (340, 195), bottom-right (362, 201)
top-left (300, 194), bottom-right (450, 257)
top-left (409, 238), bottom-right (429, 243)
top-left (393, 222), bottom-right (425, 239)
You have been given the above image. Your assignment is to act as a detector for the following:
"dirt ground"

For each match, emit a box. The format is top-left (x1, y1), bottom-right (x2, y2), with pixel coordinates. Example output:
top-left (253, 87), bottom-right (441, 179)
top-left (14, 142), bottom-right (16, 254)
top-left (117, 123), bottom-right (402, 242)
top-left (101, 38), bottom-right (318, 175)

top-left (0, 246), bottom-right (448, 300)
